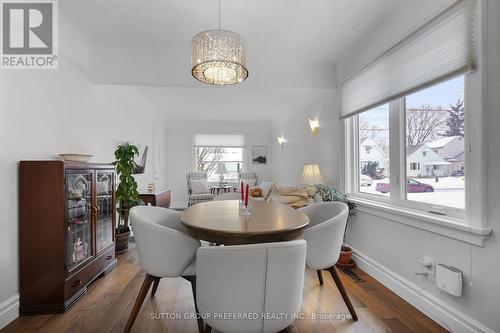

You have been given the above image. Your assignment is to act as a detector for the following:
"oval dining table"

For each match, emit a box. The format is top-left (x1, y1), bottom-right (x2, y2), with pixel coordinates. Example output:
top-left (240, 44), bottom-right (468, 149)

top-left (181, 200), bottom-right (310, 245)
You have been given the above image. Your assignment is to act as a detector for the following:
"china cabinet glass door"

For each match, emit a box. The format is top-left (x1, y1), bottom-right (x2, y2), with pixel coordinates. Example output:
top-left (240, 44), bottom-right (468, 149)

top-left (96, 171), bottom-right (114, 253)
top-left (66, 171), bottom-right (94, 272)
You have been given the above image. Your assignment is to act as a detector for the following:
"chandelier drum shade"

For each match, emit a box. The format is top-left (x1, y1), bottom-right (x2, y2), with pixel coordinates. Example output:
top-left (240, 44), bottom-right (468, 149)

top-left (191, 29), bottom-right (248, 86)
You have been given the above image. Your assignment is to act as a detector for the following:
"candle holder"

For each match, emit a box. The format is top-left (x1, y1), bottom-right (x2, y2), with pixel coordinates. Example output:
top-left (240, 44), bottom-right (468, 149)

top-left (241, 205), bottom-right (251, 216)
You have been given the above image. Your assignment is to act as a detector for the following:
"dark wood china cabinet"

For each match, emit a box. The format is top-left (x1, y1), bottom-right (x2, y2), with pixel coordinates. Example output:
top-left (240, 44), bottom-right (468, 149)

top-left (19, 161), bottom-right (118, 314)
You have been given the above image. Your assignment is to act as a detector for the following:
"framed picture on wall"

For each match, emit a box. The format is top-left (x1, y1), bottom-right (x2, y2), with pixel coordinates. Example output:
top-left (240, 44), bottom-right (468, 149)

top-left (251, 145), bottom-right (267, 164)
top-left (133, 144), bottom-right (149, 174)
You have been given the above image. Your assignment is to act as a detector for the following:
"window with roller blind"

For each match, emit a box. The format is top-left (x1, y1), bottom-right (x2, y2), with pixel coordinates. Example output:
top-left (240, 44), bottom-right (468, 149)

top-left (193, 134), bottom-right (245, 182)
top-left (342, 0), bottom-right (489, 234)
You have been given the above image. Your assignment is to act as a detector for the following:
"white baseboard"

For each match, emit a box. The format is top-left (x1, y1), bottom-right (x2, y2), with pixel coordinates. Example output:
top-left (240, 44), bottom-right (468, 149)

top-left (0, 294), bottom-right (19, 329)
top-left (352, 248), bottom-right (495, 333)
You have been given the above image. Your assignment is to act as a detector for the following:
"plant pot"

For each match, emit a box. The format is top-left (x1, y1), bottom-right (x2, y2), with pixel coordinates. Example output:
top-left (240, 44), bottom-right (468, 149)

top-left (336, 245), bottom-right (356, 268)
top-left (115, 230), bottom-right (130, 254)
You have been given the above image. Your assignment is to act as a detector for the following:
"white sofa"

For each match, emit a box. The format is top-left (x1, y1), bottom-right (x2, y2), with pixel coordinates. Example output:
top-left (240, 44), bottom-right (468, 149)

top-left (214, 181), bottom-right (316, 208)
top-left (251, 182), bottom-right (315, 208)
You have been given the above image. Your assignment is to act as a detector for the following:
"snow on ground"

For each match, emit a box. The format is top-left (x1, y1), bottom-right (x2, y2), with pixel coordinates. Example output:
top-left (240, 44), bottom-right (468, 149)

top-left (359, 177), bottom-right (464, 209)
top-left (417, 176), bottom-right (465, 190)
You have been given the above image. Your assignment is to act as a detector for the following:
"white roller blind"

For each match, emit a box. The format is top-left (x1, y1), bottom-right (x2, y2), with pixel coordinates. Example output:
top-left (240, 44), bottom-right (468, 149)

top-left (340, 0), bottom-right (475, 119)
top-left (194, 134), bottom-right (245, 147)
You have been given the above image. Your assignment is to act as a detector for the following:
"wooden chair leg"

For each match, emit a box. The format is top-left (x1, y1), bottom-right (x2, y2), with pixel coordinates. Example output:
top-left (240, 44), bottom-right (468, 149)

top-left (124, 274), bottom-right (157, 333)
top-left (183, 276), bottom-right (204, 333)
top-left (316, 270), bottom-right (324, 286)
top-left (327, 266), bottom-right (358, 321)
top-left (151, 277), bottom-right (161, 296)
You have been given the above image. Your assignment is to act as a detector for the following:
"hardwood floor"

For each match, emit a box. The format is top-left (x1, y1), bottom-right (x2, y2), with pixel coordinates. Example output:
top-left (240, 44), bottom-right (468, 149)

top-left (4, 242), bottom-right (447, 333)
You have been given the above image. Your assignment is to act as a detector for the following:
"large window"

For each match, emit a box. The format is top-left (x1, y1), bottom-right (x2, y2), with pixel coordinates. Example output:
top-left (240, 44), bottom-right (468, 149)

top-left (342, 1), bottom-right (488, 236)
top-left (358, 105), bottom-right (390, 196)
top-left (405, 76), bottom-right (465, 209)
top-left (195, 147), bottom-right (244, 182)
top-left (348, 76), bottom-right (466, 218)
top-left (194, 134), bottom-right (245, 182)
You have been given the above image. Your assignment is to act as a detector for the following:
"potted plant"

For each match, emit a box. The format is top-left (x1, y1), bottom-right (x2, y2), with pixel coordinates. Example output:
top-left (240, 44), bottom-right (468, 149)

top-left (314, 184), bottom-right (357, 267)
top-left (113, 143), bottom-right (142, 254)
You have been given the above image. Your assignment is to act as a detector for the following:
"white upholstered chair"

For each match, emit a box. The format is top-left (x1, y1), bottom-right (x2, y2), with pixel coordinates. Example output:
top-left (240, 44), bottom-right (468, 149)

top-left (125, 206), bottom-right (203, 333)
top-left (196, 240), bottom-right (307, 333)
top-left (298, 202), bottom-right (358, 321)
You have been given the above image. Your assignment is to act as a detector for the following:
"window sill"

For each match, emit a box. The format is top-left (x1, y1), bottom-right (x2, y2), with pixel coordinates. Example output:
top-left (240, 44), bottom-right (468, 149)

top-left (349, 196), bottom-right (492, 246)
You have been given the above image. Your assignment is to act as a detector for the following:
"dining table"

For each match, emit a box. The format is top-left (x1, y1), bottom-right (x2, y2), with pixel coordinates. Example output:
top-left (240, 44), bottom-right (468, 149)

top-left (181, 199), bottom-right (310, 245)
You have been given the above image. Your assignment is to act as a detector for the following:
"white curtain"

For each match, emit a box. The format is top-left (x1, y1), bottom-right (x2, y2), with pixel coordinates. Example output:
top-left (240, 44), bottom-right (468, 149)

top-left (340, 0), bottom-right (476, 119)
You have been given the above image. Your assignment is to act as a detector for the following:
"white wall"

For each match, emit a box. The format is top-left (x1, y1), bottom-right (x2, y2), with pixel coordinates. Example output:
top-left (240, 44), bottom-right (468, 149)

top-left (165, 119), bottom-right (273, 207)
top-left (0, 56), bottom-right (170, 327)
top-left (271, 90), bottom-right (341, 187)
top-left (340, 1), bottom-right (500, 331)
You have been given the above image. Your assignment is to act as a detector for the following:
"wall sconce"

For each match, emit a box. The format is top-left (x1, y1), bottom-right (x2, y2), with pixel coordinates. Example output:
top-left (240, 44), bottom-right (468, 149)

top-left (277, 136), bottom-right (285, 148)
top-left (308, 118), bottom-right (319, 136)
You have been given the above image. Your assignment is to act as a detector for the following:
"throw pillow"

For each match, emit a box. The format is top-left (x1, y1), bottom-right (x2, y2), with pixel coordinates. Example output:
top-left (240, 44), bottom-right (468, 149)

top-left (277, 185), bottom-right (309, 199)
top-left (270, 195), bottom-right (304, 204)
top-left (276, 184), bottom-right (298, 195)
top-left (190, 179), bottom-right (209, 194)
top-left (249, 186), bottom-right (262, 197)
top-left (306, 186), bottom-right (317, 197)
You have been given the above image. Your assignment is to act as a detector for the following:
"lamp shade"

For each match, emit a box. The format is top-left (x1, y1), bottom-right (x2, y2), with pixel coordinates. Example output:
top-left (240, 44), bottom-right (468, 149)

top-left (300, 164), bottom-right (324, 185)
top-left (191, 29), bottom-right (248, 86)
top-left (216, 163), bottom-right (228, 174)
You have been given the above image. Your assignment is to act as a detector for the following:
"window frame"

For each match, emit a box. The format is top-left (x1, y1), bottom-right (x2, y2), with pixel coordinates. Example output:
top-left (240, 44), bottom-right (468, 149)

top-left (192, 145), bottom-right (246, 183)
top-left (341, 0), bottom-right (491, 245)
top-left (343, 71), bottom-right (489, 241)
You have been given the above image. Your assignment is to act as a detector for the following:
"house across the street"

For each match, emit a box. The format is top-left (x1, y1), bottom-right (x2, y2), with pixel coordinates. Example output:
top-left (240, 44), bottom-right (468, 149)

top-left (427, 136), bottom-right (465, 173)
top-left (359, 138), bottom-right (389, 177)
top-left (406, 144), bottom-right (451, 177)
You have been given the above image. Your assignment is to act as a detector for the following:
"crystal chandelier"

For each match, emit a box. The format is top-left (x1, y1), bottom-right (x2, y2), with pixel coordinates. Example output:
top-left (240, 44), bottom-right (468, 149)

top-left (191, 0), bottom-right (248, 86)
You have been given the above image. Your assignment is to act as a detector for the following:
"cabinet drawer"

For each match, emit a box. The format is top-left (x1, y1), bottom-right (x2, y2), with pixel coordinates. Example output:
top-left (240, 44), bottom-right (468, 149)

top-left (65, 246), bottom-right (115, 299)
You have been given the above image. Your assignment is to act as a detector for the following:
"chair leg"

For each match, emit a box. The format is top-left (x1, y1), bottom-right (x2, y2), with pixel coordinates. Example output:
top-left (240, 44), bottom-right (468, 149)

top-left (205, 324), bottom-right (212, 333)
top-left (183, 276), bottom-right (204, 333)
top-left (316, 270), bottom-right (324, 286)
top-left (327, 266), bottom-right (358, 321)
top-left (151, 277), bottom-right (161, 296)
top-left (124, 274), bottom-right (157, 333)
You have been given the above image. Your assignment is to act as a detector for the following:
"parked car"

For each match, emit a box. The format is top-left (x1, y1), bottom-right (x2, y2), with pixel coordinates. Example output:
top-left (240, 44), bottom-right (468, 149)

top-left (370, 169), bottom-right (386, 180)
top-left (376, 179), bottom-right (434, 193)
top-left (360, 174), bottom-right (373, 186)
top-left (451, 170), bottom-right (464, 177)
top-left (375, 182), bottom-right (390, 193)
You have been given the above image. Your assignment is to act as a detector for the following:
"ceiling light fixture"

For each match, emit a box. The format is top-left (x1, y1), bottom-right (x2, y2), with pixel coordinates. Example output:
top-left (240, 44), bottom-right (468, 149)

top-left (191, 0), bottom-right (248, 86)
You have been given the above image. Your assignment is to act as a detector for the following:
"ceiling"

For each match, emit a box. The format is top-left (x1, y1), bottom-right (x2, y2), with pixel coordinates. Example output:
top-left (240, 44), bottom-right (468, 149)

top-left (61, 0), bottom-right (406, 89)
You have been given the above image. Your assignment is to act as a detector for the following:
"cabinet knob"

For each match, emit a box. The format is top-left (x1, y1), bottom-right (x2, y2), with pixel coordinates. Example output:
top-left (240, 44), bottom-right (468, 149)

top-left (71, 280), bottom-right (82, 288)
top-left (105, 255), bottom-right (112, 260)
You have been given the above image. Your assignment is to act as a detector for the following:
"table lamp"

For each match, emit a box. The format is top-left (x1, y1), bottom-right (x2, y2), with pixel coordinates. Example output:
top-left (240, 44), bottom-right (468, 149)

top-left (216, 163), bottom-right (228, 184)
top-left (300, 164), bottom-right (324, 185)
top-left (301, 164), bottom-right (324, 204)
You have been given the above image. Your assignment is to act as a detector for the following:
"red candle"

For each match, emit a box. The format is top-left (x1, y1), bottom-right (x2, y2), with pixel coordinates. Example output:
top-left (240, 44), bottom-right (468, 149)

top-left (241, 182), bottom-right (244, 201)
top-left (245, 184), bottom-right (249, 207)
